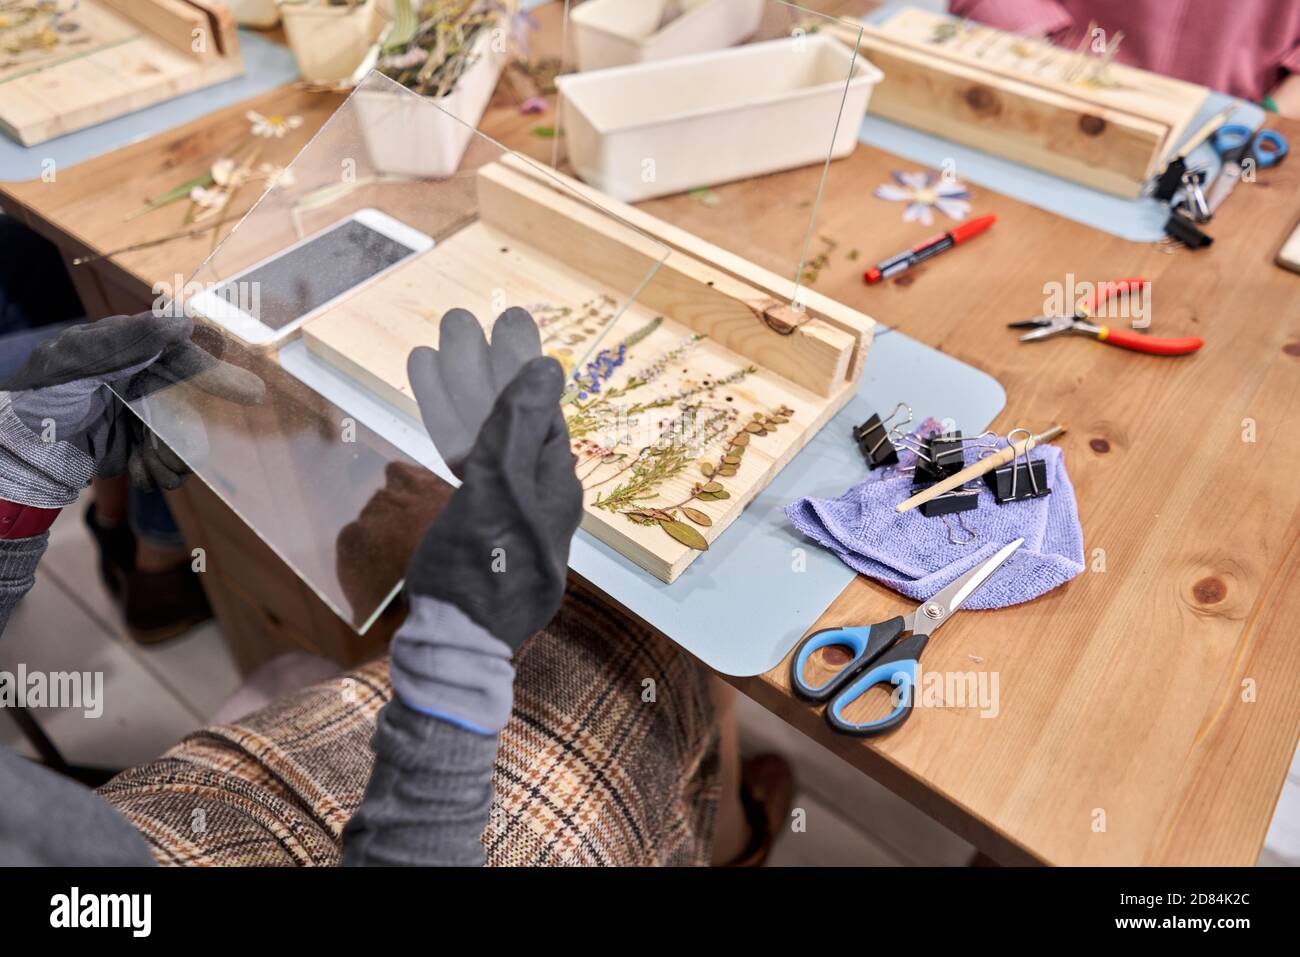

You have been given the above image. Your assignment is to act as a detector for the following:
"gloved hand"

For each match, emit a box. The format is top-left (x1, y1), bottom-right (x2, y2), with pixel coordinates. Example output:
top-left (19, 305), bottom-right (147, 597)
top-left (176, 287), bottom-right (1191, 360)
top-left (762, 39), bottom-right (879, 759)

top-left (405, 353), bottom-right (582, 651)
top-left (2, 311), bottom-right (264, 493)
top-left (407, 306), bottom-right (542, 478)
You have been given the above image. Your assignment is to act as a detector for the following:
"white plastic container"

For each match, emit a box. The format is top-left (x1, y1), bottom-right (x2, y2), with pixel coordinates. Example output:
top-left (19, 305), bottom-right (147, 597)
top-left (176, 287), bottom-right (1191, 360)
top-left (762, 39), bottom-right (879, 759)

top-left (354, 28), bottom-right (507, 178)
top-left (279, 0), bottom-right (382, 85)
top-left (228, 0), bottom-right (280, 28)
top-left (569, 0), bottom-right (765, 72)
top-left (556, 34), bottom-right (883, 202)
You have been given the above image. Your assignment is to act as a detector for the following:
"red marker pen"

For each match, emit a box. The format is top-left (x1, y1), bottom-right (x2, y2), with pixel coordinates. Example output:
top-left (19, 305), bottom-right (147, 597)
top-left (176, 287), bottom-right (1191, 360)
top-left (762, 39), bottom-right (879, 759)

top-left (864, 214), bottom-right (997, 285)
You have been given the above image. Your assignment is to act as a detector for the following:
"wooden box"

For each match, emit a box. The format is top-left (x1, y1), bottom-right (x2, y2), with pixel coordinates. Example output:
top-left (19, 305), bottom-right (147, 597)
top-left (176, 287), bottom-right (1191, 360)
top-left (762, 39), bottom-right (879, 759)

top-left (0, 0), bottom-right (242, 147)
top-left (832, 7), bottom-right (1209, 197)
top-left (301, 157), bottom-right (874, 583)
top-left (568, 0), bottom-right (765, 72)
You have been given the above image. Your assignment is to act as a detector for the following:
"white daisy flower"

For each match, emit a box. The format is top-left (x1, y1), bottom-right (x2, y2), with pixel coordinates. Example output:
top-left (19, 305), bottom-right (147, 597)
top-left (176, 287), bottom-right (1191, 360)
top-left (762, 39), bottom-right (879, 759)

top-left (190, 186), bottom-right (229, 209)
top-left (246, 110), bottom-right (304, 138)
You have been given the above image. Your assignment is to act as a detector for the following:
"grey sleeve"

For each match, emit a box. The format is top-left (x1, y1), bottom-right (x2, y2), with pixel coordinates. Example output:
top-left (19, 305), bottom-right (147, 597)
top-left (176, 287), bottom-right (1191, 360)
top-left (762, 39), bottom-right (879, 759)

top-left (0, 392), bottom-right (95, 509)
top-left (0, 536), bottom-right (155, 866)
top-left (0, 747), bottom-right (156, 866)
top-left (0, 532), bottom-right (46, 636)
top-left (341, 697), bottom-right (499, 867)
top-left (341, 596), bottom-right (516, 867)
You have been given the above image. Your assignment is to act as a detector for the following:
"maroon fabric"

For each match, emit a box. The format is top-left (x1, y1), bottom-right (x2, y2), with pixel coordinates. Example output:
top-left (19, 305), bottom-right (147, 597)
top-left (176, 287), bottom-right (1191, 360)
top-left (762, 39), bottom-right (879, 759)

top-left (0, 502), bottom-right (60, 539)
top-left (949, 0), bottom-right (1300, 100)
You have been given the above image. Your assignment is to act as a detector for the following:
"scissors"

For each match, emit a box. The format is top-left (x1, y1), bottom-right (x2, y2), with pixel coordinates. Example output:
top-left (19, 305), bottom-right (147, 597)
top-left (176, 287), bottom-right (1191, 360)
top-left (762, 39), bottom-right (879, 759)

top-left (1205, 123), bottom-right (1289, 213)
top-left (790, 539), bottom-right (1023, 737)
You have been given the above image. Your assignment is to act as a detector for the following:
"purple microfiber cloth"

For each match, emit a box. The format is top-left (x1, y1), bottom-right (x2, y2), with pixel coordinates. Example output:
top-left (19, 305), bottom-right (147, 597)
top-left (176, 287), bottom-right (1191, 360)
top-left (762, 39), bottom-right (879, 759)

top-left (785, 420), bottom-right (1084, 609)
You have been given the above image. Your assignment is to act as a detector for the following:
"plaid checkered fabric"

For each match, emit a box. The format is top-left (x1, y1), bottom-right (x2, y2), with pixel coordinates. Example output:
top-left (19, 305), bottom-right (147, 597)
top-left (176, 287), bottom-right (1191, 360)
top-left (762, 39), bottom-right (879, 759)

top-left (97, 584), bottom-right (720, 866)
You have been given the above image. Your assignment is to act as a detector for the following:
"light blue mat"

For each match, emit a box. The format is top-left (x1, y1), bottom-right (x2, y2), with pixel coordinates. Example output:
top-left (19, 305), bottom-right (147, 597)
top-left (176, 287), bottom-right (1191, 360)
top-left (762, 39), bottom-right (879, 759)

top-left (856, 5), bottom-right (1265, 242)
top-left (283, 325), bottom-right (1005, 676)
top-left (0, 30), bottom-right (298, 183)
top-left (568, 327), bottom-right (1004, 676)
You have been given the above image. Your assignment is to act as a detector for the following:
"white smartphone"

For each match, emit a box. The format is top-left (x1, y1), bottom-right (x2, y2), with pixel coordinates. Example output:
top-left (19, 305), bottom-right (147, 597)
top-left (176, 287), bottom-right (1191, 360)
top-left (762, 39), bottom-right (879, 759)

top-left (190, 208), bottom-right (434, 347)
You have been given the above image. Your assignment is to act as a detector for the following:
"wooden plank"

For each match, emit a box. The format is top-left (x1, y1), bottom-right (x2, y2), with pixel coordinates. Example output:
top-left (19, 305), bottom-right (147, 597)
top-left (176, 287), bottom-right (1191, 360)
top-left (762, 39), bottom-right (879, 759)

top-left (823, 7), bottom-right (1209, 196)
top-left (0, 0), bottom-right (139, 84)
top-left (499, 153), bottom-right (877, 382)
top-left (876, 5), bottom-right (1208, 135)
top-left (2, 51), bottom-right (139, 144)
top-left (476, 162), bottom-right (858, 397)
top-left (99, 0), bottom-right (215, 60)
top-left (180, 0), bottom-right (240, 58)
top-left (0, 0), bottom-right (242, 145)
top-left (857, 37), bottom-right (1168, 196)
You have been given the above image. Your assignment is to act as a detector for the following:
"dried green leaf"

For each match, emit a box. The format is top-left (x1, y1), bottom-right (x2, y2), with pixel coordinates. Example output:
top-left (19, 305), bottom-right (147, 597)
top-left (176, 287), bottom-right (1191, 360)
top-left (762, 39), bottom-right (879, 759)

top-left (745, 422), bottom-right (763, 433)
top-left (700, 462), bottom-right (716, 477)
top-left (680, 507), bottom-right (713, 527)
top-left (732, 433), bottom-right (750, 446)
top-left (701, 481), bottom-right (724, 493)
top-left (723, 455), bottom-right (741, 466)
top-left (718, 467), bottom-right (737, 477)
top-left (662, 519), bottom-right (708, 551)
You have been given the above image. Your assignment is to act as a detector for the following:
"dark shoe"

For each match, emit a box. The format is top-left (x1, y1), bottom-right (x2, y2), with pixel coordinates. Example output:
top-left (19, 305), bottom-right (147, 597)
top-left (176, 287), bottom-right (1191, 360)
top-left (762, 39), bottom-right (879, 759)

top-left (83, 503), bottom-right (135, 599)
top-left (122, 563), bottom-right (213, 645)
top-left (726, 753), bottom-right (795, 867)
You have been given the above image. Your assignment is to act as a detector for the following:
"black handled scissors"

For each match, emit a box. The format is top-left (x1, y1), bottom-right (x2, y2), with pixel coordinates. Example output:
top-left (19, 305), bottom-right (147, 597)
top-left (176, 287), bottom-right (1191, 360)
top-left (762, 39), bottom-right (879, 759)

top-left (790, 538), bottom-right (1023, 736)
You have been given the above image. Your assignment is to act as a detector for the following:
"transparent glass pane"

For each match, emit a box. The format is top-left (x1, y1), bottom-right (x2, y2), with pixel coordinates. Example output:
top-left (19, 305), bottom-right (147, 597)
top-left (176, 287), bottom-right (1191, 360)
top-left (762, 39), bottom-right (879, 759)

top-left (554, 0), bottom-right (868, 309)
top-left (110, 72), bottom-right (670, 632)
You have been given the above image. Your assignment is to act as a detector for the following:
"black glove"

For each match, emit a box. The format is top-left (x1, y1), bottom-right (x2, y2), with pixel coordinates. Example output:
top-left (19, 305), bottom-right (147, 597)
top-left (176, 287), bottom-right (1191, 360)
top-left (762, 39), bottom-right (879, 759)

top-left (3, 311), bottom-right (264, 489)
top-left (405, 356), bottom-right (583, 651)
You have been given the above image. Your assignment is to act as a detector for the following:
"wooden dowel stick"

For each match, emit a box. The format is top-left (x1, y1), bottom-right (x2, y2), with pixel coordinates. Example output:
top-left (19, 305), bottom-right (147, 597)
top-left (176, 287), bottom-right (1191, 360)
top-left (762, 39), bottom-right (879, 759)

top-left (895, 425), bottom-right (1067, 513)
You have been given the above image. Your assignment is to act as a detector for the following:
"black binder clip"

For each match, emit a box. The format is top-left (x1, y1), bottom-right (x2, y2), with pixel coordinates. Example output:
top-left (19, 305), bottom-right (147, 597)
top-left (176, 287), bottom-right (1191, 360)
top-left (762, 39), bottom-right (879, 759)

top-left (905, 430), bottom-right (983, 526)
top-left (984, 428), bottom-right (1052, 503)
top-left (919, 486), bottom-right (980, 518)
top-left (853, 402), bottom-right (912, 469)
top-left (1163, 208), bottom-right (1213, 249)
top-left (912, 430), bottom-right (967, 485)
top-left (1153, 155), bottom-right (1188, 202)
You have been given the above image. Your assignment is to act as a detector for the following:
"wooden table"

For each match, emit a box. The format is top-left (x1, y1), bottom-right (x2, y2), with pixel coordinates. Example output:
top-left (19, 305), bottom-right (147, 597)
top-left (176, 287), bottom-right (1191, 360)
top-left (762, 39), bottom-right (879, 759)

top-left (3, 9), bottom-right (1297, 867)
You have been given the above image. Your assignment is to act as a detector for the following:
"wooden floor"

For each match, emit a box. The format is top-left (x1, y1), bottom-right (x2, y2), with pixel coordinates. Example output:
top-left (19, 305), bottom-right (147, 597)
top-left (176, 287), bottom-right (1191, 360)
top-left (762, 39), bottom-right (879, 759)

top-left (5, 501), bottom-right (1295, 865)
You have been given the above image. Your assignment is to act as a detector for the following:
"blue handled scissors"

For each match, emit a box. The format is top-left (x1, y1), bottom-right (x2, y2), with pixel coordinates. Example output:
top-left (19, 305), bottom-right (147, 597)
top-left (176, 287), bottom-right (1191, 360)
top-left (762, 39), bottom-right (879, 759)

top-left (790, 538), bottom-right (1023, 737)
top-left (1206, 122), bottom-right (1289, 213)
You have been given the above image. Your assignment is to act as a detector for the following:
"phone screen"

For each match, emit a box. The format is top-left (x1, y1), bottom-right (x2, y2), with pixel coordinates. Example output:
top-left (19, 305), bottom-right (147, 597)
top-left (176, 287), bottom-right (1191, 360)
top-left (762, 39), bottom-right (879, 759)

top-left (226, 219), bottom-right (418, 331)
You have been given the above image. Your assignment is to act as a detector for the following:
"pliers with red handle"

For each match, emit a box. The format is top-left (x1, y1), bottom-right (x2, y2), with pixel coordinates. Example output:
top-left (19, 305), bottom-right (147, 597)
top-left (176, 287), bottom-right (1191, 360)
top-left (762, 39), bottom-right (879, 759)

top-left (1008, 278), bottom-right (1204, 356)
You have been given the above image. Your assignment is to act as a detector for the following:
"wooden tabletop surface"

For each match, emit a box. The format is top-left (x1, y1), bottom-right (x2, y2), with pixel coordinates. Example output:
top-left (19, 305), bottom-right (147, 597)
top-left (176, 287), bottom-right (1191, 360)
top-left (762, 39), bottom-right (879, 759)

top-left (3, 8), bottom-right (1298, 867)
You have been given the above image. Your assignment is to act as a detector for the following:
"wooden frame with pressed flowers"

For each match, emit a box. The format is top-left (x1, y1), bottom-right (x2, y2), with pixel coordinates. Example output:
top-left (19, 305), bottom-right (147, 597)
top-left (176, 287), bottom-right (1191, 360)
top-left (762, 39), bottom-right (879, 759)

top-left (301, 156), bottom-right (875, 583)
top-left (0, 0), bottom-right (243, 146)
